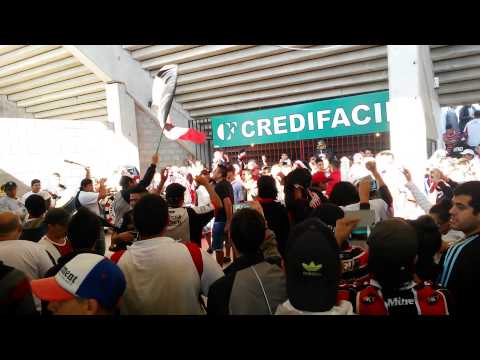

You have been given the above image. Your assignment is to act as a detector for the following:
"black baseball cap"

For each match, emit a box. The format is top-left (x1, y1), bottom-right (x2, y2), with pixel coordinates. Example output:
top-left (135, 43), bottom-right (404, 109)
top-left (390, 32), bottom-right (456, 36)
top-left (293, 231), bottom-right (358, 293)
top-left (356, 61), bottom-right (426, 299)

top-left (367, 219), bottom-right (418, 283)
top-left (165, 183), bottom-right (186, 199)
top-left (285, 218), bottom-right (340, 312)
top-left (2, 181), bottom-right (17, 190)
top-left (44, 208), bottom-right (71, 226)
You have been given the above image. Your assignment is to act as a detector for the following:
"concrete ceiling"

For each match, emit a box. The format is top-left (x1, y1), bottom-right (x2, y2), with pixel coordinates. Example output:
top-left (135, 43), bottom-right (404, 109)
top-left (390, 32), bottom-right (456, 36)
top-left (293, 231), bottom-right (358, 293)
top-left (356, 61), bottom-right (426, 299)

top-left (2, 45), bottom-right (479, 122)
top-left (124, 45), bottom-right (480, 117)
top-left (431, 45), bottom-right (480, 106)
top-left (0, 45), bottom-right (107, 120)
top-left (123, 45), bottom-right (390, 118)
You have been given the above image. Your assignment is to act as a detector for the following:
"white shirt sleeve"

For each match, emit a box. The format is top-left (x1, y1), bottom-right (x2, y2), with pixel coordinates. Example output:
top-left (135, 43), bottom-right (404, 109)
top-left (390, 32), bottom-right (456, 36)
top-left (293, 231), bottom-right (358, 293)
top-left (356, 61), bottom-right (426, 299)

top-left (79, 191), bottom-right (99, 206)
top-left (192, 203), bottom-right (214, 215)
top-left (39, 190), bottom-right (52, 201)
top-left (199, 250), bottom-right (224, 296)
top-left (371, 199), bottom-right (390, 222)
top-left (405, 181), bottom-right (433, 214)
top-left (20, 192), bottom-right (32, 204)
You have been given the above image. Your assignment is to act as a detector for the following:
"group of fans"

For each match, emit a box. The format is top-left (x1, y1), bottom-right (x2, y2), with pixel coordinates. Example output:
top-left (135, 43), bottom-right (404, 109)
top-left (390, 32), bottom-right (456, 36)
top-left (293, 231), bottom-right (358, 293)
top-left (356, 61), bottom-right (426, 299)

top-left (1, 130), bottom-right (480, 315)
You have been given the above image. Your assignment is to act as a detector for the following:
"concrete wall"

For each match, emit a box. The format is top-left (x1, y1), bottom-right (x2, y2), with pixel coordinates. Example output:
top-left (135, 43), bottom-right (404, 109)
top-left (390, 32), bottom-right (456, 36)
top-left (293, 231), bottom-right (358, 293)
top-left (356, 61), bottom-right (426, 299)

top-left (135, 103), bottom-right (194, 172)
top-left (0, 116), bottom-right (120, 198)
top-left (1, 95), bottom-right (33, 118)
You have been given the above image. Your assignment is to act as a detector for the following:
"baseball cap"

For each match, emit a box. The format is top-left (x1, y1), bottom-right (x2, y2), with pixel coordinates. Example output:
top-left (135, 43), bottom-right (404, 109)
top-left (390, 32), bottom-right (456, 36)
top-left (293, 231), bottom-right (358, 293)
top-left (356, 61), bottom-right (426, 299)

top-left (30, 253), bottom-right (126, 309)
top-left (367, 219), bottom-right (418, 278)
top-left (2, 181), bottom-right (17, 190)
top-left (165, 183), bottom-right (186, 199)
top-left (285, 218), bottom-right (340, 312)
top-left (461, 149), bottom-right (475, 156)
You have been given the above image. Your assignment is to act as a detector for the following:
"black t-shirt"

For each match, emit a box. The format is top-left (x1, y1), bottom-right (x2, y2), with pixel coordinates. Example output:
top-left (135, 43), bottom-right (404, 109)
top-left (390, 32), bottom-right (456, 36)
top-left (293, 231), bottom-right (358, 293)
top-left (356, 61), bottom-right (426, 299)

top-left (214, 180), bottom-right (234, 223)
top-left (260, 201), bottom-right (290, 258)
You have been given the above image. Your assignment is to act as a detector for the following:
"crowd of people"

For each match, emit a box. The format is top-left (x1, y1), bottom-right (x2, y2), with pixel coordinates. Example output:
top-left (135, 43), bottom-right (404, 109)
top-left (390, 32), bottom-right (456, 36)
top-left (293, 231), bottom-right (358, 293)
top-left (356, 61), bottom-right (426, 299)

top-left (1, 123), bottom-right (480, 316)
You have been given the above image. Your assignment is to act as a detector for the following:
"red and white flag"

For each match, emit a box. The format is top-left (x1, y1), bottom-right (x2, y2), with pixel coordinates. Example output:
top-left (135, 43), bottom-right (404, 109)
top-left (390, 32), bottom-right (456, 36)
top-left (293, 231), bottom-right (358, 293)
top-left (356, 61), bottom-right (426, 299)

top-left (152, 64), bottom-right (206, 144)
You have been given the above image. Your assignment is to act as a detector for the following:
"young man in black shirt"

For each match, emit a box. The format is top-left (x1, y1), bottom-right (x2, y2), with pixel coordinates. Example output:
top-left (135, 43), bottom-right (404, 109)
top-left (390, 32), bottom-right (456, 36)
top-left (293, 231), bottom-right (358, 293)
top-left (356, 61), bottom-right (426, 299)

top-left (212, 164), bottom-right (234, 265)
top-left (438, 181), bottom-right (480, 315)
top-left (256, 175), bottom-right (290, 258)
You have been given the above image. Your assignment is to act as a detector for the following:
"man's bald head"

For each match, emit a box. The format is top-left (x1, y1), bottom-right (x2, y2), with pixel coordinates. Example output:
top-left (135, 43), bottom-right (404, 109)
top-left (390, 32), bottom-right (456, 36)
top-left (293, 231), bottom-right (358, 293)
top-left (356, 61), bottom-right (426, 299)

top-left (0, 212), bottom-right (22, 241)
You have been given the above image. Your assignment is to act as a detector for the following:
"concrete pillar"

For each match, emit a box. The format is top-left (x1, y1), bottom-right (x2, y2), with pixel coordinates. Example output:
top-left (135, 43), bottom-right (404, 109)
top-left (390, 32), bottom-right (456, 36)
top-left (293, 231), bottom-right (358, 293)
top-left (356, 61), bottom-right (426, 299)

top-left (106, 83), bottom-right (140, 169)
top-left (387, 45), bottom-right (440, 185)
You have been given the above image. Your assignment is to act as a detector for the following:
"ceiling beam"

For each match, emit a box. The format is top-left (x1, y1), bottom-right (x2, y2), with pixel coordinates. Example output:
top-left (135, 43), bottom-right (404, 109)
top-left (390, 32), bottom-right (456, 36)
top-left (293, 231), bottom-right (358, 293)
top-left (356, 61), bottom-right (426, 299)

top-left (175, 46), bottom-right (386, 94)
top-left (40, 107), bottom-right (108, 120)
top-left (182, 70), bottom-right (388, 111)
top-left (176, 58), bottom-right (388, 103)
top-left (64, 45), bottom-right (153, 108)
top-left (176, 45), bottom-right (291, 75)
top-left (175, 45), bottom-right (375, 85)
top-left (0, 66), bottom-right (91, 95)
top-left (26, 92), bottom-right (106, 113)
top-left (189, 82), bottom-right (388, 117)
top-left (130, 45), bottom-right (199, 61)
top-left (0, 45), bottom-right (25, 56)
top-left (431, 45), bottom-right (480, 61)
top-left (0, 48), bottom-right (72, 78)
top-left (438, 67), bottom-right (480, 84)
top-left (0, 45), bottom-right (60, 67)
top-left (34, 100), bottom-right (107, 118)
top-left (123, 45), bottom-right (150, 51)
top-left (434, 54), bottom-right (480, 73)
top-left (0, 57), bottom-right (82, 88)
top-left (141, 45), bottom-right (253, 70)
top-left (16, 82), bottom-right (105, 107)
top-left (8, 74), bottom-right (100, 102)
top-left (438, 79), bottom-right (480, 95)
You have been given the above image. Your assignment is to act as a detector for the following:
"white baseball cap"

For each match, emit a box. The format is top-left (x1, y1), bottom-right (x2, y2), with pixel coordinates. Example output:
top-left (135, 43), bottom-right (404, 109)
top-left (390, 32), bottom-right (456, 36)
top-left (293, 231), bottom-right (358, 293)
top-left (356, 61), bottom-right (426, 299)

top-left (461, 149), bottom-right (475, 156)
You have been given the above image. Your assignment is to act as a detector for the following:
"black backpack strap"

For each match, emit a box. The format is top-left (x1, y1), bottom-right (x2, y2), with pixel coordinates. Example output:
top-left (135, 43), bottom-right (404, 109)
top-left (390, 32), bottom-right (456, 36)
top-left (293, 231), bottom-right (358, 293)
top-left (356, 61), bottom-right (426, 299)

top-left (74, 191), bottom-right (82, 210)
top-left (45, 250), bottom-right (57, 266)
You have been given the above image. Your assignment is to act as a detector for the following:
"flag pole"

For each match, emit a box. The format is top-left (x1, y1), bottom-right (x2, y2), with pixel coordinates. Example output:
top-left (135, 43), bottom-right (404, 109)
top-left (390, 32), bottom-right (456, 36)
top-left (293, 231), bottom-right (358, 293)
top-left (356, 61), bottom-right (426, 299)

top-left (155, 124), bottom-right (166, 154)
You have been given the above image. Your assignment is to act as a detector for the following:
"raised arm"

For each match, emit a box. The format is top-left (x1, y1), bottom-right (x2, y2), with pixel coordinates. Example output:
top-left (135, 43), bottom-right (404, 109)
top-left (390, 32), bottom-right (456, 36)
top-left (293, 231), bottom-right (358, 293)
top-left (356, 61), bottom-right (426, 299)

top-left (194, 175), bottom-right (222, 209)
top-left (138, 153), bottom-right (159, 189)
top-left (403, 168), bottom-right (433, 213)
top-left (97, 178), bottom-right (108, 200)
top-left (365, 160), bottom-right (393, 207)
top-left (85, 167), bottom-right (91, 180)
top-left (155, 168), bottom-right (168, 195)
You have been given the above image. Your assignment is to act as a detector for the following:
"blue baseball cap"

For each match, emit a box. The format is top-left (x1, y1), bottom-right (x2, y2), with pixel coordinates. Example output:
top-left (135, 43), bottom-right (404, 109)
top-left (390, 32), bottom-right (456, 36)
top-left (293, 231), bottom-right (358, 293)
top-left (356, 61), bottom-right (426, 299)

top-left (30, 253), bottom-right (126, 310)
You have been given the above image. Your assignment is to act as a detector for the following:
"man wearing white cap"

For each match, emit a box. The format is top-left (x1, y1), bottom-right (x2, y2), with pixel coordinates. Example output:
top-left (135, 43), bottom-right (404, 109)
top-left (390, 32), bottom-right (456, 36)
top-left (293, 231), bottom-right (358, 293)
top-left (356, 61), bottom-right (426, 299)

top-left (461, 149), bottom-right (475, 161)
top-left (30, 253), bottom-right (126, 315)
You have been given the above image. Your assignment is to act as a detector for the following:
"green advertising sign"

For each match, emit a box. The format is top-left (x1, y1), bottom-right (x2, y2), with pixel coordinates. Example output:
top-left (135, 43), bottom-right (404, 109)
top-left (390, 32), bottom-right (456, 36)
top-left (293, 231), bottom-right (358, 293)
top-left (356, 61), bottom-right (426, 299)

top-left (212, 90), bottom-right (389, 148)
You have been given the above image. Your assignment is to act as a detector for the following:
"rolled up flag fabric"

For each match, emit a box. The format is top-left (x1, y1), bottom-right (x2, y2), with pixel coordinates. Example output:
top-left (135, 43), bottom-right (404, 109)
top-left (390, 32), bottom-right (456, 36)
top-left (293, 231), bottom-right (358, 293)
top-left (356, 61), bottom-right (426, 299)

top-left (152, 64), bottom-right (206, 144)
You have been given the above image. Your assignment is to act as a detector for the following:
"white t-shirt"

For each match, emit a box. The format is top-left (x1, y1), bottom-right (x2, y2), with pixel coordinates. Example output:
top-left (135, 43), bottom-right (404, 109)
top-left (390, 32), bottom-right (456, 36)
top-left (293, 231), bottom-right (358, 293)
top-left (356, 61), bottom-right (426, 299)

top-left (0, 196), bottom-right (28, 223)
top-left (78, 191), bottom-right (100, 215)
top-left (38, 235), bottom-right (68, 264)
top-left (21, 190), bottom-right (51, 204)
top-left (115, 237), bottom-right (224, 315)
top-left (0, 240), bottom-right (53, 280)
top-left (341, 198), bottom-right (390, 224)
top-left (275, 300), bottom-right (354, 315)
top-left (196, 186), bottom-right (211, 207)
top-left (465, 118), bottom-right (480, 147)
